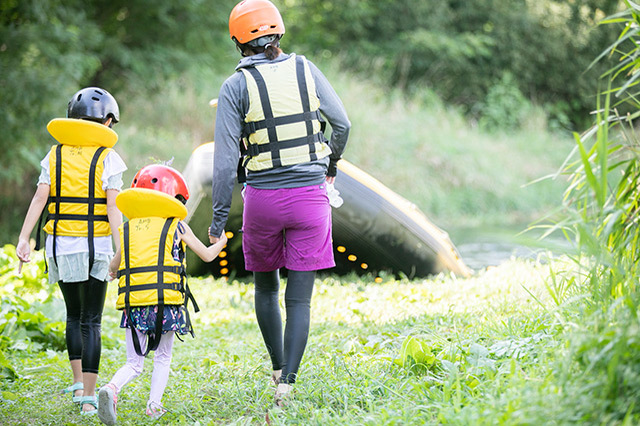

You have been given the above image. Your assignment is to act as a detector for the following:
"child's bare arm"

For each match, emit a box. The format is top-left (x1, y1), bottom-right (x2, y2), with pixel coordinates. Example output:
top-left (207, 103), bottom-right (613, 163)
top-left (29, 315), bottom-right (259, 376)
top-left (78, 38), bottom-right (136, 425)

top-left (109, 246), bottom-right (121, 281)
top-left (106, 189), bottom-right (122, 253)
top-left (179, 222), bottom-right (228, 262)
top-left (16, 183), bottom-right (50, 273)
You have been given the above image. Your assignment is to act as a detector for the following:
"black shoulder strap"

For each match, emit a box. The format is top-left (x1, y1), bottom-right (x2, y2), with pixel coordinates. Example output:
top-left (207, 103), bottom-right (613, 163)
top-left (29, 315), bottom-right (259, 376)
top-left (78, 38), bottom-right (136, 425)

top-left (295, 55), bottom-right (317, 162)
top-left (244, 66), bottom-right (282, 168)
top-left (87, 146), bottom-right (107, 273)
top-left (51, 144), bottom-right (63, 267)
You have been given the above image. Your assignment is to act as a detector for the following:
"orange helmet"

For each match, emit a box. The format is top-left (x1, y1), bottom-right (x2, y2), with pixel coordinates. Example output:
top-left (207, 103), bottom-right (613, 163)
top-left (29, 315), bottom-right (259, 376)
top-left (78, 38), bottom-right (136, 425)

top-left (131, 164), bottom-right (190, 204)
top-left (229, 0), bottom-right (285, 45)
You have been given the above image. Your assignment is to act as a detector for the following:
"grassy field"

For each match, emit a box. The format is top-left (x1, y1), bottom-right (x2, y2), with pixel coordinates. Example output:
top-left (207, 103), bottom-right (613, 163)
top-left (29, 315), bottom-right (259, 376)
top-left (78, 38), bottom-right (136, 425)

top-left (0, 250), bottom-right (599, 426)
top-left (0, 57), bottom-right (601, 425)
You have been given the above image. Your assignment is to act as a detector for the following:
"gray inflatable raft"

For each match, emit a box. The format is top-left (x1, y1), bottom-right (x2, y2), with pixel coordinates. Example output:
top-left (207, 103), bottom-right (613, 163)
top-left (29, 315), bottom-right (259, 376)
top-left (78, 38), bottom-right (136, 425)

top-left (182, 142), bottom-right (471, 279)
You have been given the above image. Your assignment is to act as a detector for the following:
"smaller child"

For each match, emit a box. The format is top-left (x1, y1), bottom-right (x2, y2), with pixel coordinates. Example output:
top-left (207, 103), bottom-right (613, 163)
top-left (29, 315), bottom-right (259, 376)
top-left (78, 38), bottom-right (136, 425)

top-left (98, 164), bottom-right (227, 425)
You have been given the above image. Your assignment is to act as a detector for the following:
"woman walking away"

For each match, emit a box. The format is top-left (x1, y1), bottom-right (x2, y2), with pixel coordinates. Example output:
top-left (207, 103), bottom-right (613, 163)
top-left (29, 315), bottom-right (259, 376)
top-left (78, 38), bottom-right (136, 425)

top-left (98, 165), bottom-right (227, 425)
top-left (16, 87), bottom-right (126, 415)
top-left (208, 0), bottom-right (351, 405)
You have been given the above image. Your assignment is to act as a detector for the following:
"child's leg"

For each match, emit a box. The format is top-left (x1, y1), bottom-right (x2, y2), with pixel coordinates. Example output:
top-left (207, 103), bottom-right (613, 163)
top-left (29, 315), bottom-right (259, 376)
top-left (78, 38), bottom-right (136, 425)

top-left (78, 277), bottom-right (107, 410)
top-left (148, 331), bottom-right (175, 406)
top-left (108, 328), bottom-right (146, 392)
top-left (58, 282), bottom-right (83, 373)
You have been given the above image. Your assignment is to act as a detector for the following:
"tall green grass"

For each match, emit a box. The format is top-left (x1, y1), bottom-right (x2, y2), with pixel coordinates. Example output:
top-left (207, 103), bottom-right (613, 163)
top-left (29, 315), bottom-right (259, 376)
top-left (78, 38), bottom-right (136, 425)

top-left (535, 4), bottom-right (640, 421)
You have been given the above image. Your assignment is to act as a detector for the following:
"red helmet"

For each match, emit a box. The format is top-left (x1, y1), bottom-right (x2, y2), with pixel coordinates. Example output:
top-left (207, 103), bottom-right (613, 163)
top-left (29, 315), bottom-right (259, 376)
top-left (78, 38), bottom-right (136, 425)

top-left (131, 165), bottom-right (190, 203)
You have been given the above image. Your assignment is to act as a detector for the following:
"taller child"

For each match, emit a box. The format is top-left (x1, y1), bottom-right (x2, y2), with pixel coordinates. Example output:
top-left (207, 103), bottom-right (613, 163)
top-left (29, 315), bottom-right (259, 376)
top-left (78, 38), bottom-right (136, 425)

top-left (16, 87), bottom-right (127, 414)
top-left (208, 0), bottom-right (350, 404)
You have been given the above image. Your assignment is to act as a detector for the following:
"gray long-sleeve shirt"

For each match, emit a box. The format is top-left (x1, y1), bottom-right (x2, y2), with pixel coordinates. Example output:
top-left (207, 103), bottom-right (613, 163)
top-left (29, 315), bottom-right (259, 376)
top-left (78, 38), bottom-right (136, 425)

top-left (209, 52), bottom-right (351, 237)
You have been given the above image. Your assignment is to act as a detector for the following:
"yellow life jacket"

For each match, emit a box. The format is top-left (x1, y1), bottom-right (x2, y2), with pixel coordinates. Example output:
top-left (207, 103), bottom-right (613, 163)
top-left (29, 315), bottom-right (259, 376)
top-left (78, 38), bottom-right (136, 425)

top-left (240, 54), bottom-right (332, 171)
top-left (115, 188), bottom-right (188, 310)
top-left (42, 118), bottom-right (118, 266)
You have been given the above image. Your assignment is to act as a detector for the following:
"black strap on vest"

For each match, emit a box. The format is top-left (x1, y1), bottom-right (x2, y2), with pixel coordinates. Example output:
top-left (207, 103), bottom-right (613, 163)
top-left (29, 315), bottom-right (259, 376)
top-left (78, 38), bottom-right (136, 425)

top-left (295, 56), bottom-right (318, 162)
top-left (241, 55), bottom-right (327, 168)
top-left (46, 145), bottom-right (107, 272)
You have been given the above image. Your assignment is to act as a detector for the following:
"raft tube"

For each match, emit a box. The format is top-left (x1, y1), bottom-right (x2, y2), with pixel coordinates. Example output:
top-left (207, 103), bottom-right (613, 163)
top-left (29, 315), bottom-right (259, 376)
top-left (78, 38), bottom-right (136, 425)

top-left (182, 142), bottom-right (472, 279)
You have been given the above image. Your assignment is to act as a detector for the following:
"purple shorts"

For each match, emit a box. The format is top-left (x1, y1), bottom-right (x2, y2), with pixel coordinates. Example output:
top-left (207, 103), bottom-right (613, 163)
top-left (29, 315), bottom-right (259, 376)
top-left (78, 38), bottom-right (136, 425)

top-left (242, 184), bottom-right (335, 272)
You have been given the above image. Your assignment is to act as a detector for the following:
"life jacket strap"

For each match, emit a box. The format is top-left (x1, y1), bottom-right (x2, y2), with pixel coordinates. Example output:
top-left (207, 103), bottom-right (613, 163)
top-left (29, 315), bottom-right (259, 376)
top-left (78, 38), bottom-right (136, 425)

top-left (116, 281), bottom-right (184, 295)
top-left (242, 110), bottom-right (323, 137)
top-left (244, 132), bottom-right (325, 160)
top-left (116, 264), bottom-right (184, 279)
top-left (46, 213), bottom-right (109, 222)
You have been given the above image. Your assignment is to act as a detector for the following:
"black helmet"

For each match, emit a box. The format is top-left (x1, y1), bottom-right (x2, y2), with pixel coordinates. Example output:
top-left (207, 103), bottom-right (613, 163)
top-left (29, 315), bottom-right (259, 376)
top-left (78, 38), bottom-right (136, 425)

top-left (67, 87), bottom-right (120, 125)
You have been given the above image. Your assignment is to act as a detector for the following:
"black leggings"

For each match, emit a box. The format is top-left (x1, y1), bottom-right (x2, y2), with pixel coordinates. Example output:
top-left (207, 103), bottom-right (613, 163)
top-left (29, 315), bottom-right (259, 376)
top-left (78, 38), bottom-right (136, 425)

top-left (254, 269), bottom-right (315, 384)
top-left (58, 277), bottom-right (108, 374)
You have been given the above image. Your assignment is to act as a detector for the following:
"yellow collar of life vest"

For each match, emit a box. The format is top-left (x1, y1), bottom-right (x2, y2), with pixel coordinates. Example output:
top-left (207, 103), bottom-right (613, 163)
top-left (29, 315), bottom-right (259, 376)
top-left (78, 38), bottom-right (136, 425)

top-left (47, 118), bottom-right (118, 148)
top-left (116, 188), bottom-right (188, 220)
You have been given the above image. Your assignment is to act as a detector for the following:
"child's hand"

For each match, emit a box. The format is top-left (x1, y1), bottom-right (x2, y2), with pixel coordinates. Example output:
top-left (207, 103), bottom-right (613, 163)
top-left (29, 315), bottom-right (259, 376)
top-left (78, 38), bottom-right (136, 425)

top-left (108, 260), bottom-right (118, 281)
top-left (16, 239), bottom-right (31, 274)
top-left (219, 231), bottom-right (228, 245)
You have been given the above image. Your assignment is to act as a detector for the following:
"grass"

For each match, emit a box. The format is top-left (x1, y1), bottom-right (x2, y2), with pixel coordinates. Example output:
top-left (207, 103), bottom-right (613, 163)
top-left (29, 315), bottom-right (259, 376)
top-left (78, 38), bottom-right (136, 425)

top-left (0, 257), bottom-right (578, 426)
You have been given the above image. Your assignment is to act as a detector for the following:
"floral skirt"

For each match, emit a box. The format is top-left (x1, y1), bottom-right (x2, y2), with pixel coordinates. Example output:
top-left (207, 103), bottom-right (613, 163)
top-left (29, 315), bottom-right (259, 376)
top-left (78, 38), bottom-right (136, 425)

top-left (120, 305), bottom-right (189, 335)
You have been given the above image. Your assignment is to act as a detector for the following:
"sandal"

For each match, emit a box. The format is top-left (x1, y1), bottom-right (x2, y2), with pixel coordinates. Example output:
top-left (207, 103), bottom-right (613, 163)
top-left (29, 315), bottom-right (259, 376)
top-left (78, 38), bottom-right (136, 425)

top-left (62, 382), bottom-right (84, 404)
top-left (98, 384), bottom-right (118, 425)
top-left (79, 395), bottom-right (98, 416)
top-left (146, 401), bottom-right (168, 420)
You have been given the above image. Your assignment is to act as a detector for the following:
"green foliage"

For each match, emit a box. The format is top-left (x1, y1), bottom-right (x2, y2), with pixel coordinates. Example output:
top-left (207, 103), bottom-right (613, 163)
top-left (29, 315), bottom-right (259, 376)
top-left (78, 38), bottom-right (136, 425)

top-left (285, 0), bottom-right (622, 129)
top-left (0, 245), bottom-right (50, 301)
top-left (477, 72), bottom-right (532, 131)
top-left (543, 2), bottom-right (640, 421)
top-left (0, 245), bottom-right (64, 381)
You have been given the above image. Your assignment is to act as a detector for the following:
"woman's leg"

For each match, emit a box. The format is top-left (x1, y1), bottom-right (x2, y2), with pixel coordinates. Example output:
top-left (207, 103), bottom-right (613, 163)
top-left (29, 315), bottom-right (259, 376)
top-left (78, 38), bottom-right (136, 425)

top-left (148, 331), bottom-right (175, 406)
top-left (281, 270), bottom-right (315, 384)
top-left (254, 270), bottom-right (284, 374)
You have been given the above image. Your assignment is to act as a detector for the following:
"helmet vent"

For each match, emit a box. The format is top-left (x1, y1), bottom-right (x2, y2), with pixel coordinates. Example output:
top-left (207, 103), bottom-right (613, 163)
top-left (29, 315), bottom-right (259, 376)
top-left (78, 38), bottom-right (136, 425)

top-left (251, 29), bottom-right (258, 33)
top-left (94, 90), bottom-right (104, 95)
top-left (76, 94), bottom-right (82, 101)
top-left (91, 97), bottom-right (100, 101)
top-left (151, 178), bottom-right (158, 183)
